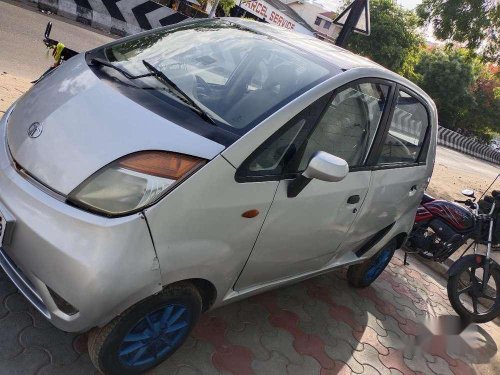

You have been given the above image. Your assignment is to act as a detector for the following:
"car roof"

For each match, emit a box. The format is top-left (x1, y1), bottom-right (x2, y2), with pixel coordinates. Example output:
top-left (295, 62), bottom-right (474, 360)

top-left (225, 18), bottom-right (386, 71)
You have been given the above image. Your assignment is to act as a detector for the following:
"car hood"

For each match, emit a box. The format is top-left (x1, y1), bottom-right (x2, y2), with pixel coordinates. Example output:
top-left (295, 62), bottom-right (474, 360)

top-left (7, 54), bottom-right (224, 195)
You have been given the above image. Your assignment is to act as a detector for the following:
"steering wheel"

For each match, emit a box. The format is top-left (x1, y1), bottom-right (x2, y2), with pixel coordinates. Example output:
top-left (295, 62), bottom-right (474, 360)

top-left (194, 75), bottom-right (212, 102)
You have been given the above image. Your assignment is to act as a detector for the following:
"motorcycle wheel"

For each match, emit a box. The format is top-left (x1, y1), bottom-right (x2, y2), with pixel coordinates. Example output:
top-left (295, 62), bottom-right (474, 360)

top-left (447, 263), bottom-right (500, 323)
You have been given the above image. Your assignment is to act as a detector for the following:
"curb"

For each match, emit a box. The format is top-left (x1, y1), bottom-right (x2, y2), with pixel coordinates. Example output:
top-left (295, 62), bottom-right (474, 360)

top-left (438, 126), bottom-right (500, 165)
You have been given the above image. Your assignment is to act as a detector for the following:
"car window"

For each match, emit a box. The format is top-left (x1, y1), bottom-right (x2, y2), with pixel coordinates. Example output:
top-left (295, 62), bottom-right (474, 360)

top-left (103, 20), bottom-right (333, 133)
top-left (377, 91), bottom-right (429, 165)
top-left (236, 94), bottom-right (332, 181)
top-left (298, 82), bottom-right (390, 170)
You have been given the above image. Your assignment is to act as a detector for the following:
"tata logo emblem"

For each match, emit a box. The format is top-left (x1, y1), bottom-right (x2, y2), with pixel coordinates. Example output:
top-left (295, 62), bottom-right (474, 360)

top-left (27, 122), bottom-right (43, 138)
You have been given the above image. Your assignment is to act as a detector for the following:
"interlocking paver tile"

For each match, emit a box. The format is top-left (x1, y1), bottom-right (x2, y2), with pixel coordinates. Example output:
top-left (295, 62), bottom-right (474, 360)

top-left (251, 350), bottom-right (289, 374)
top-left (403, 347), bottom-right (434, 374)
top-left (238, 301), bottom-right (279, 338)
top-left (327, 321), bottom-right (364, 351)
top-left (210, 303), bottom-right (246, 333)
top-left (365, 313), bottom-right (388, 337)
top-left (0, 347), bottom-right (50, 375)
top-left (152, 338), bottom-right (218, 375)
top-left (377, 315), bottom-right (405, 336)
top-left (37, 354), bottom-right (95, 375)
top-left (427, 356), bottom-right (455, 375)
top-left (226, 323), bottom-right (271, 361)
top-left (4, 293), bottom-right (31, 313)
top-left (286, 354), bottom-right (321, 375)
top-left (175, 366), bottom-right (201, 375)
top-left (379, 348), bottom-right (420, 375)
top-left (0, 253), bottom-right (497, 375)
top-left (0, 312), bottom-right (32, 360)
top-left (324, 339), bottom-right (365, 374)
top-left (351, 292), bottom-right (388, 322)
top-left (353, 326), bottom-right (389, 355)
top-left (361, 363), bottom-right (383, 374)
top-left (394, 305), bottom-right (421, 322)
top-left (0, 280), bottom-right (16, 318)
top-left (20, 325), bottom-right (80, 366)
top-left (261, 329), bottom-right (304, 365)
top-left (194, 315), bottom-right (254, 375)
top-left (26, 306), bottom-right (53, 329)
top-left (352, 343), bottom-right (391, 375)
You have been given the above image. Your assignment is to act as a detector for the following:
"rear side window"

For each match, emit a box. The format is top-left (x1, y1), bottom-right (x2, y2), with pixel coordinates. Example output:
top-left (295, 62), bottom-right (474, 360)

top-left (377, 91), bottom-right (429, 165)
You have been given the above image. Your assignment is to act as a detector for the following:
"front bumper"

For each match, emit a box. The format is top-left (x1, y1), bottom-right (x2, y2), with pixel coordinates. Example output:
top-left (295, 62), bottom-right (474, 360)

top-left (0, 105), bottom-right (162, 332)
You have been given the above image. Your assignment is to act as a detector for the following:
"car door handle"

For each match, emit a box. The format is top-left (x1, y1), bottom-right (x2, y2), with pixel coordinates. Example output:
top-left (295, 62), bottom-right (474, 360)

top-left (347, 195), bottom-right (360, 204)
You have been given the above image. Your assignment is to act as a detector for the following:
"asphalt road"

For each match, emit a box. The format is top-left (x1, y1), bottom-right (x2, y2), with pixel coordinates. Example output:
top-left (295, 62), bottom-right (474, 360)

top-left (436, 146), bottom-right (499, 181)
top-left (0, 0), bottom-right (113, 80)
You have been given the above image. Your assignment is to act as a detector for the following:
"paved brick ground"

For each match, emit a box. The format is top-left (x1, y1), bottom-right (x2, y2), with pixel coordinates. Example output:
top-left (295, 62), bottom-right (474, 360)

top-left (0, 251), bottom-right (498, 374)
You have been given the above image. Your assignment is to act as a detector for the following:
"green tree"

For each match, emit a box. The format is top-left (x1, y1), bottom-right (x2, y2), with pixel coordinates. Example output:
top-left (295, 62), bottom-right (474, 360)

top-left (205, 0), bottom-right (236, 16)
top-left (345, 0), bottom-right (424, 74)
top-left (416, 0), bottom-right (500, 63)
top-left (460, 67), bottom-right (500, 142)
top-left (413, 48), bottom-right (481, 130)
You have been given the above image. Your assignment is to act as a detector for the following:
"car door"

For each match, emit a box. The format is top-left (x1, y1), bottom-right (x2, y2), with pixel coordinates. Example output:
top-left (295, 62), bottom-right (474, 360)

top-left (234, 79), bottom-right (395, 291)
top-left (335, 86), bottom-right (433, 260)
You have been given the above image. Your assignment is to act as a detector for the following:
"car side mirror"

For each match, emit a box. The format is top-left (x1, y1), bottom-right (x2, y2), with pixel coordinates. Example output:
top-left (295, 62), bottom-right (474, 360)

top-left (287, 151), bottom-right (349, 198)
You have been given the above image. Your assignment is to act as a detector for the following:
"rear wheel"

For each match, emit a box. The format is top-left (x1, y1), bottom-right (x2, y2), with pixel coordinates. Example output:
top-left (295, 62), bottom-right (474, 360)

top-left (347, 239), bottom-right (397, 288)
top-left (447, 263), bottom-right (500, 323)
top-left (88, 283), bottom-right (202, 375)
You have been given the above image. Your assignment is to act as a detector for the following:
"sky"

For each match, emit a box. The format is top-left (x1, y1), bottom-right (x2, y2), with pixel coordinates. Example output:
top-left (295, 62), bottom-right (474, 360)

top-left (315, 0), bottom-right (422, 11)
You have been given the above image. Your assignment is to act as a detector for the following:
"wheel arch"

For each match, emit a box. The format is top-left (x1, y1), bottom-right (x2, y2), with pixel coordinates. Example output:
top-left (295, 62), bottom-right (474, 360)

top-left (393, 232), bottom-right (408, 249)
top-left (164, 278), bottom-right (217, 312)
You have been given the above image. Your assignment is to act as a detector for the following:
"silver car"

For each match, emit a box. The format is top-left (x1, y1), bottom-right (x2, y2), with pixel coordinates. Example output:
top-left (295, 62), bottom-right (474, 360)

top-left (0, 18), bottom-right (437, 374)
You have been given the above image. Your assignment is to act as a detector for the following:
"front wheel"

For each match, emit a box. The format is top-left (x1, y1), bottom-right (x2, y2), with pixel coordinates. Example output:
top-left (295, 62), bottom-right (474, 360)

top-left (347, 239), bottom-right (397, 288)
top-left (447, 262), bottom-right (500, 323)
top-left (88, 283), bottom-right (202, 375)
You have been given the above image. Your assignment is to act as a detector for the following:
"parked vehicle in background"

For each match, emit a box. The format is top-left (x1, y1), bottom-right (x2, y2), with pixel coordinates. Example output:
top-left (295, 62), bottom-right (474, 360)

top-left (0, 18), bottom-right (437, 374)
top-left (405, 176), bottom-right (500, 323)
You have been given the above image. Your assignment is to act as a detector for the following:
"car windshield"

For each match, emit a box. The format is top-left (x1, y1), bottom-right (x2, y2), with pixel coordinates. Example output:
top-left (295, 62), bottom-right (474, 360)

top-left (102, 19), bottom-right (333, 133)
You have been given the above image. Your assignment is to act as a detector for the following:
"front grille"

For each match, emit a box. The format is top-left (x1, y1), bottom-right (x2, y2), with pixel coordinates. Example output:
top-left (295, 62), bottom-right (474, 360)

top-left (0, 248), bottom-right (50, 318)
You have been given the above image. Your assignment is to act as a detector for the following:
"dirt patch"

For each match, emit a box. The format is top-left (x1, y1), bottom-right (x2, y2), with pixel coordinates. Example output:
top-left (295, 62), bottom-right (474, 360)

top-left (428, 149), bottom-right (499, 201)
top-left (0, 72), bottom-right (32, 114)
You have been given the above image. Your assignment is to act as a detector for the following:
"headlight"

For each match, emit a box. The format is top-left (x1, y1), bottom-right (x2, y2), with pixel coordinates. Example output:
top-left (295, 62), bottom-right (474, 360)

top-left (68, 151), bottom-right (206, 216)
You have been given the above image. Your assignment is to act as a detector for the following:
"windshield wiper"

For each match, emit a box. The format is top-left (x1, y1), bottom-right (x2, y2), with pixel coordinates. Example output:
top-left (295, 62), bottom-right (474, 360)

top-left (91, 58), bottom-right (155, 80)
top-left (142, 59), bottom-right (217, 126)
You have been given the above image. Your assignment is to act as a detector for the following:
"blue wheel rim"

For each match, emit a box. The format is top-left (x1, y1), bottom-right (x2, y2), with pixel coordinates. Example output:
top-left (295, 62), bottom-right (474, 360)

top-left (363, 247), bottom-right (393, 284)
top-left (118, 303), bottom-right (191, 367)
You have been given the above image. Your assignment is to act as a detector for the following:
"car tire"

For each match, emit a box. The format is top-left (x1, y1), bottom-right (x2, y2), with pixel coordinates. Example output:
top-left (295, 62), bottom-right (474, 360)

top-left (347, 239), bottom-right (397, 288)
top-left (88, 282), bottom-right (202, 375)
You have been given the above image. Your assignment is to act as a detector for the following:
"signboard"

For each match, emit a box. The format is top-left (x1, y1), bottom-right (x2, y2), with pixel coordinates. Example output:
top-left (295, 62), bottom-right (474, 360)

top-left (333, 0), bottom-right (370, 36)
top-left (239, 0), bottom-right (312, 35)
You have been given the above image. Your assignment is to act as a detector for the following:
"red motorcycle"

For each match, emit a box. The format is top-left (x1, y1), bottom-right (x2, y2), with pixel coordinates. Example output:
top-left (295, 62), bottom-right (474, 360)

top-left (405, 174), bottom-right (500, 322)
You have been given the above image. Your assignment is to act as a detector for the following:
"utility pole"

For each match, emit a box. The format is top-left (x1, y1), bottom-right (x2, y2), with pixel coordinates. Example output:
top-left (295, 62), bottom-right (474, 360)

top-left (335, 0), bottom-right (367, 47)
top-left (209, 0), bottom-right (220, 18)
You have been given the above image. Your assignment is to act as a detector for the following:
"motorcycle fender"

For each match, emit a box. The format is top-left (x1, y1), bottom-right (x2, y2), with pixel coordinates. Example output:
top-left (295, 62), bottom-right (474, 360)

top-left (447, 254), bottom-right (500, 276)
